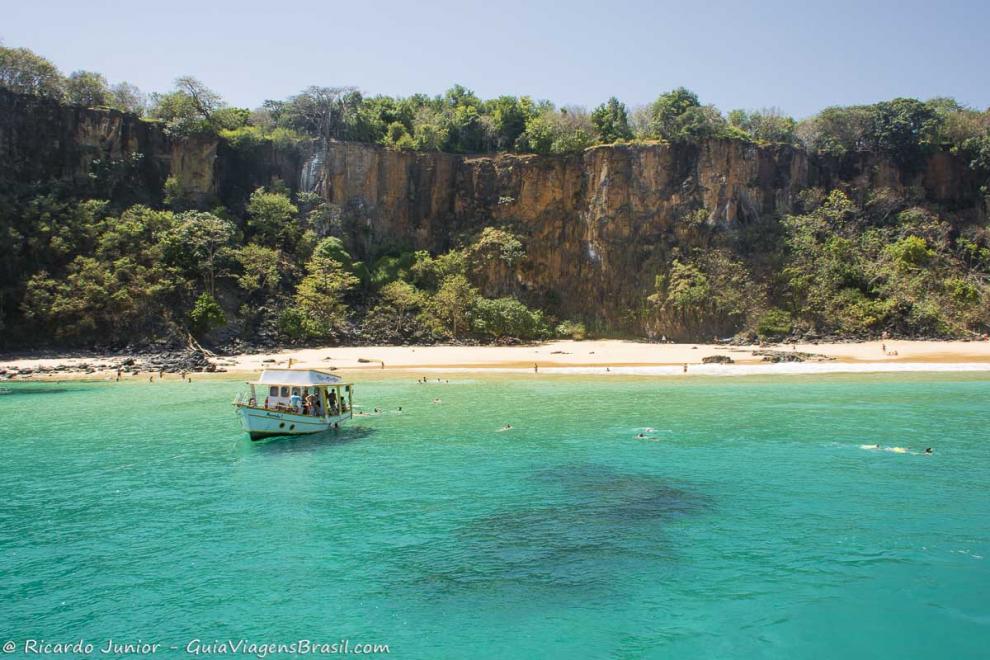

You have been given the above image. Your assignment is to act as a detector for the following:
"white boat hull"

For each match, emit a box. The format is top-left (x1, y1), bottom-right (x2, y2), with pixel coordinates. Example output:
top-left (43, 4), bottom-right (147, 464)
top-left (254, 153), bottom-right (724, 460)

top-left (235, 405), bottom-right (352, 441)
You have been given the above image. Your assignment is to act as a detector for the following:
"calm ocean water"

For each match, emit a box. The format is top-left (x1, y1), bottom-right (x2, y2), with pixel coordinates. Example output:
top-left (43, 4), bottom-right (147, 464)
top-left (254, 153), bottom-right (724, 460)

top-left (1, 373), bottom-right (988, 658)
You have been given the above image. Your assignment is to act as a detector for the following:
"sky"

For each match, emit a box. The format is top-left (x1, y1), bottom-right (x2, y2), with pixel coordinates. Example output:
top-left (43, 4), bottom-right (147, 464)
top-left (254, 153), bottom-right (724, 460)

top-left (4, 0), bottom-right (989, 119)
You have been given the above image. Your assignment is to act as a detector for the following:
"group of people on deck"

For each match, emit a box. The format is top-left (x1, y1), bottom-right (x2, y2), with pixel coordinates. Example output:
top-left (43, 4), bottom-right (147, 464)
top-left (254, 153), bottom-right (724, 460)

top-left (263, 386), bottom-right (340, 417)
top-left (288, 391), bottom-right (324, 416)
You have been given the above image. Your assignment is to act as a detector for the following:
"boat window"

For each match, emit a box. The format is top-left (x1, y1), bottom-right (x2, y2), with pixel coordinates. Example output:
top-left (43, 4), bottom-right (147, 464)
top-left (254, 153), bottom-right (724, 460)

top-left (269, 386), bottom-right (278, 397)
top-left (280, 386), bottom-right (289, 397)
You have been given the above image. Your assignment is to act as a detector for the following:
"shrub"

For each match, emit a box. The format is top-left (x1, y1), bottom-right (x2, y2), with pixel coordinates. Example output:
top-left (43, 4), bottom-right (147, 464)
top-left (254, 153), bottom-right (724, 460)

top-left (887, 235), bottom-right (933, 269)
top-left (756, 308), bottom-right (793, 337)
top-left (555, 320), bottom-right (587, 340)
top-left (188, 292), bottom-right (225, 337)
top-left (471, 297), bottom-right (546, 339)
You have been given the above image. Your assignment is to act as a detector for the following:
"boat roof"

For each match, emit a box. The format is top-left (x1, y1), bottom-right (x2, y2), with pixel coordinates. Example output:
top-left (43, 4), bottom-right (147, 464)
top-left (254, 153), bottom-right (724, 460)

top-left (253, 368), bottom-right (350, 386)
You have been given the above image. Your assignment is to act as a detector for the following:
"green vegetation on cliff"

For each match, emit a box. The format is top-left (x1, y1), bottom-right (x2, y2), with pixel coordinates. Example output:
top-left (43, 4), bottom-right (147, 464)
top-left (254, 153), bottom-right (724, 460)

top-left (5, 43), bottom-right (988, 163)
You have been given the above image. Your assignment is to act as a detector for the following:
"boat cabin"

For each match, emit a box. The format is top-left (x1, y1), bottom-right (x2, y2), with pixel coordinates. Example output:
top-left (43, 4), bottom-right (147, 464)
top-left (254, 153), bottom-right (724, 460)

top-left (244, 368), bottom-right (352, 418)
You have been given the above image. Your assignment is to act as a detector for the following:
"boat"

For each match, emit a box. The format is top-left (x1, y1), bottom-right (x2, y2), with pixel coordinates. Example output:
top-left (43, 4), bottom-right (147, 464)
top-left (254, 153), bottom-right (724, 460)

top-left (233, 368), bottom-right (354, 441)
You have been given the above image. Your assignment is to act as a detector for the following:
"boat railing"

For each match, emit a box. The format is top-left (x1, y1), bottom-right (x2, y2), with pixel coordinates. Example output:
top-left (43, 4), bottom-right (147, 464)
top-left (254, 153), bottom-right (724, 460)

top-left (232, 391), bottom-right (350, 418)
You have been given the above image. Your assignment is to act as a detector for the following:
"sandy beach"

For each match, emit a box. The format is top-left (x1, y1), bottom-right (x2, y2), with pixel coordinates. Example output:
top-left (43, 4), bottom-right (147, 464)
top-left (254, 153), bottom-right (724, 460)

top-left (3, 339), bottom-right (990, 381)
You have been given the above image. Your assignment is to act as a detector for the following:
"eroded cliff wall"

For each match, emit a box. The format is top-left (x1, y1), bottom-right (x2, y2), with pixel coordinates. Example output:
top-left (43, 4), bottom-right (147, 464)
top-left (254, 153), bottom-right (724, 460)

top-left (2, 90), bottom-right (984, 334)
top-left (306, 139), bottom-right (984, 330)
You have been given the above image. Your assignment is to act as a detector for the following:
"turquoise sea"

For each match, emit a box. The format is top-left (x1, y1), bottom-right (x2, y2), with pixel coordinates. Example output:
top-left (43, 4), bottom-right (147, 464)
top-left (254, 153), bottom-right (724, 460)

top-left (1, 373), bottom-right (989, 658)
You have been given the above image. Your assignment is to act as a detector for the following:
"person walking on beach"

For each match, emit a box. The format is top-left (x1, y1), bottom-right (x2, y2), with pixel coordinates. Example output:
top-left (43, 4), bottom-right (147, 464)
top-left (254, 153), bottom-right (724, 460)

top-left (534, 363), bottom-right (538, 374)
top-left (683, 363), bottom-right (688, 373)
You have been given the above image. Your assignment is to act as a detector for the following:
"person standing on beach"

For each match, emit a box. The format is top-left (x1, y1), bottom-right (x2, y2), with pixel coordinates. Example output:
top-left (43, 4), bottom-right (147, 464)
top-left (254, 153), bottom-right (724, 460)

top-left (683, 363), bottom-right (688, 373)
top-left (534, 363), bottom-right (538, 374)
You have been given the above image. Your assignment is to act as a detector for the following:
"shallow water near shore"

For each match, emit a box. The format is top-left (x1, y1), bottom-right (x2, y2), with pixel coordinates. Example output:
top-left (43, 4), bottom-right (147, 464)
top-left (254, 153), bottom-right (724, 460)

top-left (1, 373), bottom-right (989, 657)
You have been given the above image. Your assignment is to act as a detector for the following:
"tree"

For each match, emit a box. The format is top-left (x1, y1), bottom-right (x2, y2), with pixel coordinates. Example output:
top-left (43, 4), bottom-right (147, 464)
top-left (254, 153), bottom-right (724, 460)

top-left (65, 71), bottom-right (111, 107)
top-left (234, 244), bottom-right (283, 294)
top-left (429, 274), bottom-right (478, 336)
top-left (293, 247), bottom-right (359, 338)
top-left (0, 46), bottom-right (64, 98)
top-left (188, 292), bottom-right (225, 337)
top-left (591, 97), bottom-right (633, 143)
top-left (246, 187), bottom-right (299, 246)
top-left (280, 86), bottom-right (359, 139)
top-left (410, 250), bottom-right (467, 290)
top-left (148, 77), bottom-right (243, 135)
top-left (468, 228), bottom-right (525, 267)
top-left (110, 82), bottom-right (145, 115)
top-left (378, 280), bottom-right (426, 313)
top-left (867, 98), bottom-right (940, 167)
top-left (727, 108), bottom-right (796, 144)
top-left (174, 76), bottom-right (223, 119)
top-left (159, 211), bottom-right (236, 295)
top-left (471, 296), bottom-right (545, 338)
top-left (519, 106), bottom-right (594, 154)
top-left (647, 87), bottom-right (700, 140)
top-left (487, 95), bottom-right (537, 150)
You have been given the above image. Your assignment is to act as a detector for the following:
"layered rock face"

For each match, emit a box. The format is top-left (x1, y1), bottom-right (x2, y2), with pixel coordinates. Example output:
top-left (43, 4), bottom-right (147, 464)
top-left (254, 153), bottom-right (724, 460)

top-left (2, 90), bottom-right (984, 333)
top-left (306, 139), bottom-right (983, 330)
top-left (0, 89), bottom-right (171, 202)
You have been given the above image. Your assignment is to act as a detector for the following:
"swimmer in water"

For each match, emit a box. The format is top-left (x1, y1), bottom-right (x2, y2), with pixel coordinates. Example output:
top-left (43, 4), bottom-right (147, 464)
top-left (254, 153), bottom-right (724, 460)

top-left (433, 398), bottom-right (442, 404)
top-left (498, 424), bottom-right (512, 432)
top-left (925, 447), bottom-right (933, 454)
top-left (636, 433), bottom-right (646, 439)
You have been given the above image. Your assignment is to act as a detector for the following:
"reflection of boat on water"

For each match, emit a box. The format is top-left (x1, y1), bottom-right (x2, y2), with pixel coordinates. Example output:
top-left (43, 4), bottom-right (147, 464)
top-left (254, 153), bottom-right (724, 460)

top-left (233, 369), bottom-right (354, 441)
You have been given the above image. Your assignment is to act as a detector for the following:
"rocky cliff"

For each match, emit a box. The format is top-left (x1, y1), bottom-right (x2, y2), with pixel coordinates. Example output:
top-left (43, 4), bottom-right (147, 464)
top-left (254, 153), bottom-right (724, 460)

top-left (2, 90), bottom-right (985, 334)
top-left (305, 139), bottom-right (984, 331)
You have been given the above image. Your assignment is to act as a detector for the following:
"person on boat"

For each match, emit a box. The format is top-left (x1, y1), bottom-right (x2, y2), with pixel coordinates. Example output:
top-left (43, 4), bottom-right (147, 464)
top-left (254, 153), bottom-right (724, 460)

top-left (290, 391), bottom-right (303, 413)
top-left (305, 393), bottom-right (317, 415)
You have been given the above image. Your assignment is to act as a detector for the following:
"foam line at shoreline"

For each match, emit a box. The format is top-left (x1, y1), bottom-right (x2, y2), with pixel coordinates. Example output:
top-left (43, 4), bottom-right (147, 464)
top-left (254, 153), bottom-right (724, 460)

top-left (414, 362), bottom-right (990, 376)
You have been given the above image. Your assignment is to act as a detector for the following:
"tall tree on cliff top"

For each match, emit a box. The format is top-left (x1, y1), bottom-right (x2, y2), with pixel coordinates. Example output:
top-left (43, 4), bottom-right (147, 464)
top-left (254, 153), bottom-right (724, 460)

top-left (280, 86), bottom-right (361, 140)
top-left (647, 87), bottom-right (727, 142)
top-left (0, 45), bottom-right (65, 99)
top-left (591, 97), bottom-right (633, 143)
top-left (65, 70), bottom-right (112, 107)
top-left (149, 76), bottom-right (248, 135)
